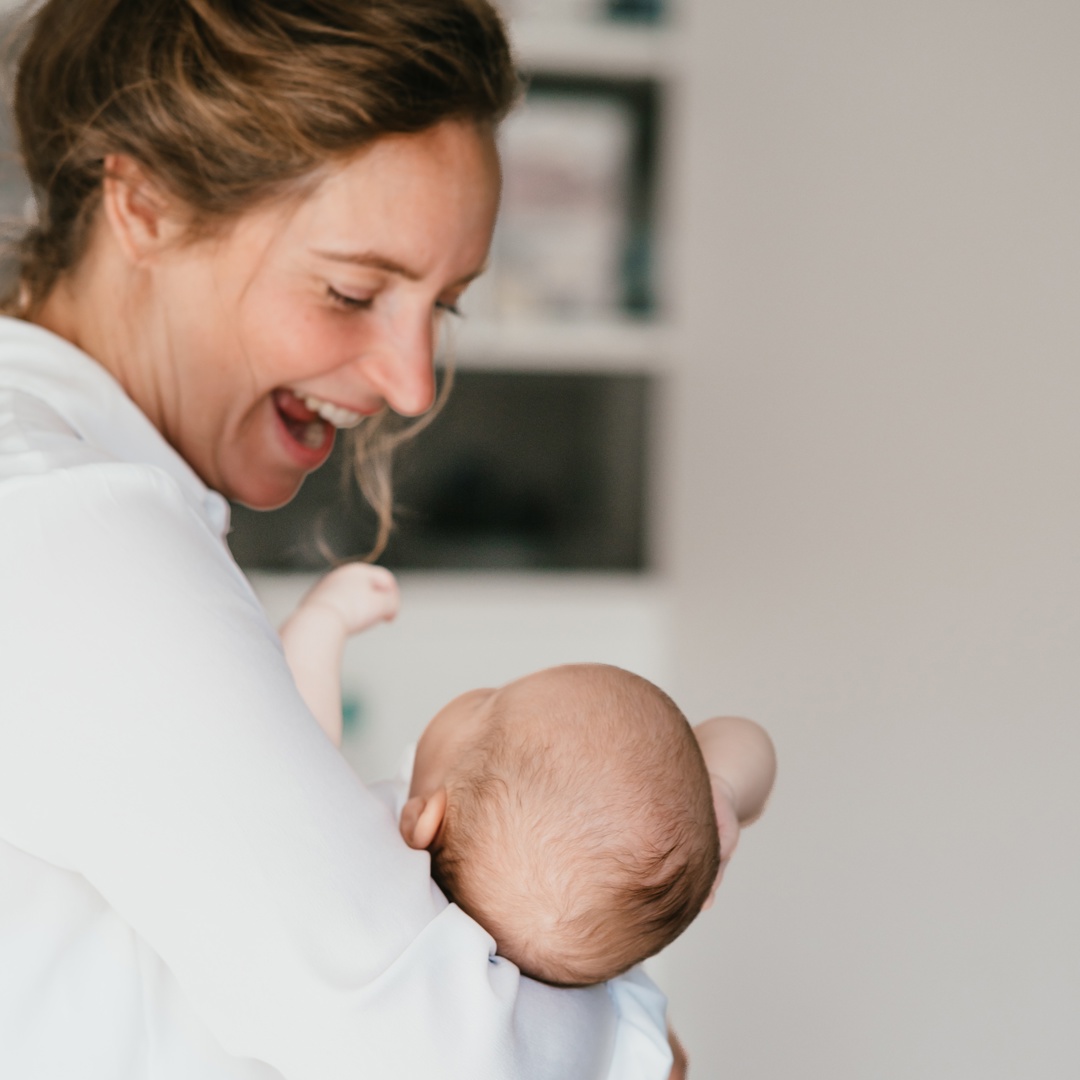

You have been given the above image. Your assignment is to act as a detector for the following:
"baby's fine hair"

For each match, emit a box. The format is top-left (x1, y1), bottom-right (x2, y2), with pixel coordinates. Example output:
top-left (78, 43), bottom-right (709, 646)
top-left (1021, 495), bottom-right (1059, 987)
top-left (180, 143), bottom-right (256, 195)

top-left (430, 664), bottom-right (720, 987)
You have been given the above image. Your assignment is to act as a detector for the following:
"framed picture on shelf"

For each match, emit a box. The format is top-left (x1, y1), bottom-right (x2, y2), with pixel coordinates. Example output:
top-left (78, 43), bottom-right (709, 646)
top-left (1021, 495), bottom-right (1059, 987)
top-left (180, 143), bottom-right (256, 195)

top-left (469, 77), bottom-right (659, 323)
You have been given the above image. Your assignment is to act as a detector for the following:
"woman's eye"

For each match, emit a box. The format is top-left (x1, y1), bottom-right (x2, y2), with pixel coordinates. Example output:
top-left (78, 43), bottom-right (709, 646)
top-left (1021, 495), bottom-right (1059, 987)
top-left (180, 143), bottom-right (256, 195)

top-left (435, 300), bottom-right (464, 318)
top-left (328, 286), bottom-right (373, 311)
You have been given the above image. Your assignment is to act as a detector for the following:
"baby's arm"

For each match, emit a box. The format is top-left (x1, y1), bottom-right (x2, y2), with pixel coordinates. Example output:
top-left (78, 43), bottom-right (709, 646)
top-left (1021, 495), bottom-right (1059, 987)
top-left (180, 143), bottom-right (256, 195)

top-left (278, 564), bottom-right (400, 746)
top-left (694, 716), bottom-right (777, 905)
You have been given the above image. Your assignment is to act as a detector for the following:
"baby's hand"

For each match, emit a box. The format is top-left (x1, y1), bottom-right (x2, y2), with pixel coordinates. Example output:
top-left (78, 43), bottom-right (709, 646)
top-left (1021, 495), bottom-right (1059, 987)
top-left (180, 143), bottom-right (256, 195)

top-left (298, 563), bottom-right (400, 637)
top-left (702, 774), bottom-right (740, 910)
top-left (693, 715), bottom-right (777, 911)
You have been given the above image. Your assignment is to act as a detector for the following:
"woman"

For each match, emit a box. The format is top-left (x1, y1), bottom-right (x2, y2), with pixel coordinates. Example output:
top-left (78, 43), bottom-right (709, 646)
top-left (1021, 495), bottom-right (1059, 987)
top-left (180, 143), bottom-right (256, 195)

top-left (0, 1), bottom-right (686, 1077)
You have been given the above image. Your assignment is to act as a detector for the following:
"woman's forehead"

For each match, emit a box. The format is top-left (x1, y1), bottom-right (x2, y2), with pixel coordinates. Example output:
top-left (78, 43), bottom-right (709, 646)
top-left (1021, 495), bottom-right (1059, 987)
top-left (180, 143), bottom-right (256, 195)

top-left (272, 123), bottom-right (500, 276)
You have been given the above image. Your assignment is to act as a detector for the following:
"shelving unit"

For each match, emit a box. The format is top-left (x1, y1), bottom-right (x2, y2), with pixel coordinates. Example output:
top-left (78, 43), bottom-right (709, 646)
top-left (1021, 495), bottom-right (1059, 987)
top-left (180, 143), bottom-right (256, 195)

top-left (453, 12), bottom-right (679, 376)
top-left (450, 315), bottom-right (673, 373)
top-left (509, 17), bottom-right (676, 79)
top-left (455, 7), bottom-right (682, 555)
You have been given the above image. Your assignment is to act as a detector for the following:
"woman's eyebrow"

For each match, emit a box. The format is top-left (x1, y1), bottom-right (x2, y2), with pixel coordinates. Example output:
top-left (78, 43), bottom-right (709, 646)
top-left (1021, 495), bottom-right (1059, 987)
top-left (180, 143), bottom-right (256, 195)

top-left (313, 249), bottom-right (488, 287)
top-left (314, 250), bottom-right (422, 281)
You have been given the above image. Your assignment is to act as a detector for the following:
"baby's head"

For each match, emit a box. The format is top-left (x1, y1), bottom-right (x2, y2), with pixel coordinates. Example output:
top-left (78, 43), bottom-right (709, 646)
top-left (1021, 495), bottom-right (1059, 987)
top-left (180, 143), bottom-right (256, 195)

top-left (400, 663), bottom-right (720, 987)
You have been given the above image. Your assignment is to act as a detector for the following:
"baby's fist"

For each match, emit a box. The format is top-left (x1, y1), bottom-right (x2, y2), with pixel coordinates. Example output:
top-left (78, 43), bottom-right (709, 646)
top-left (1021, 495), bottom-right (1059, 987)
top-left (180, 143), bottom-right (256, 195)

top-left (300, 563), bottom-right (400, 636)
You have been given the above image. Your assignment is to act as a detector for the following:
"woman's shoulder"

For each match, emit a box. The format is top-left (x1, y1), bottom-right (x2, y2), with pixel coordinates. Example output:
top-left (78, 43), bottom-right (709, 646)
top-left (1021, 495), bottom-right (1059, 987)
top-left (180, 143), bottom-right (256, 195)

top-left (0, 425), bottom-right (241, 610)
top-left (0, 315), bottom-right (225, 509)
top-left (0, 384), bottom-right (110, 477)
top-left (0, 411), bottom-right (207, 538)
top-left (0, 370), bottom-right (230, 548)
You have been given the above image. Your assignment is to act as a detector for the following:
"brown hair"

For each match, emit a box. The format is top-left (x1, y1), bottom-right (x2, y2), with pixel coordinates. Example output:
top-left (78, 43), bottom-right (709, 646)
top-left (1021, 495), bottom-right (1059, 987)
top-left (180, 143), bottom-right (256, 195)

top-left (2, 0), bottom-right (519, 552)
top-left (430, 665), bottom-right (721, 987)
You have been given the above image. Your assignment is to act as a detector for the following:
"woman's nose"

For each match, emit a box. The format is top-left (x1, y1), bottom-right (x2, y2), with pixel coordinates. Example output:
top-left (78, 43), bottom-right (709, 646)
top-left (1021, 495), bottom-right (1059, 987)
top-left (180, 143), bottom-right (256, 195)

top-left (359, 317), bottom-right (437, 417)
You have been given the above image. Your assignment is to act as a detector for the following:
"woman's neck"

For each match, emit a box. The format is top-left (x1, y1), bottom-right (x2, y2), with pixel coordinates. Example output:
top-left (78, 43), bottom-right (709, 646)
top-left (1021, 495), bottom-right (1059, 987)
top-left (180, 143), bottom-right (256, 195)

top-left (33, 222), bottom-right (168, 432)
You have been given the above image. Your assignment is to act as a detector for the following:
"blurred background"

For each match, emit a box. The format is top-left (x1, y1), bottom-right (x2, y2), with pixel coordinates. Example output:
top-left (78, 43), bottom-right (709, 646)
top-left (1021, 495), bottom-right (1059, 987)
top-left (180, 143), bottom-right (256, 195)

top-left (7, 0), bottom-right (1080, 1075)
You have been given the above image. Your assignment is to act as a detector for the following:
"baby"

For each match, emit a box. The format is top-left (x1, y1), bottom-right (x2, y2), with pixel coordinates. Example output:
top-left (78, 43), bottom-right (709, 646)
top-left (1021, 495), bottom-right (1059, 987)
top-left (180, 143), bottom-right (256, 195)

top-left (280, 564), bottom-right (776, 988)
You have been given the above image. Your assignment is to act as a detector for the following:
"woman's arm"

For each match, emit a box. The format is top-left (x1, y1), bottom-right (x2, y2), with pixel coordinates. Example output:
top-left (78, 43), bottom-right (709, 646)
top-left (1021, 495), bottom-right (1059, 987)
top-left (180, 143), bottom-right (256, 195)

top-left (0, 465), bottom-right (671, 1080)
top-left (278, 564), bottom-right (400, 746)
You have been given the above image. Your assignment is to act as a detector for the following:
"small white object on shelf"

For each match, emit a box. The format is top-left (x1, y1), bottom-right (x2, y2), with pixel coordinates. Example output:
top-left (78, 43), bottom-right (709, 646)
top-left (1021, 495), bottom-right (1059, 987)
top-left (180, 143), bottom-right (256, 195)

top-left (444, 314), bottom-right (672, 373)
top-left (498, 0), bottom-right (605, 24)
top-left (510, 18), bottom-right (676, 79)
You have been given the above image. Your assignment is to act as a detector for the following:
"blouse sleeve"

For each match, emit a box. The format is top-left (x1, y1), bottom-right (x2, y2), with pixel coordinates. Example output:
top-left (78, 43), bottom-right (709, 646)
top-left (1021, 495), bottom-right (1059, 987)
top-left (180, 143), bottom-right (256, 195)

top-left (0, 463), bottom-right (672, 1080)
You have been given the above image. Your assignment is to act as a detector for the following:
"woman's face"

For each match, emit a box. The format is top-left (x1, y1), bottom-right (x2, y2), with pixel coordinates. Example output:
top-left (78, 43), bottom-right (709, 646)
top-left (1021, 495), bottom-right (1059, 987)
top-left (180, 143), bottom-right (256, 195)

top-left (144, 120), bottom-right (501, 508)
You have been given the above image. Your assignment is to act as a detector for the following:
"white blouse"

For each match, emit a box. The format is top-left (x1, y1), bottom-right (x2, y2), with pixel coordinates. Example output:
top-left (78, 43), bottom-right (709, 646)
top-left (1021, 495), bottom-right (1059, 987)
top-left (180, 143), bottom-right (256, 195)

top-left (0, 318), bottom-right (671, 1080)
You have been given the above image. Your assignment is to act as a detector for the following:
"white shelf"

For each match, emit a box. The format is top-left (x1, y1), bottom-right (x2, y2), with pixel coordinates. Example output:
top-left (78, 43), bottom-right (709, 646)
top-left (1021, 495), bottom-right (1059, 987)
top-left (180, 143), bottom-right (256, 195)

top-left (510, 19), bottom-right (676, 80)
top-left (445, 317), bottom-right (672, 373)
top-left (251, 570), bottom-right (672, 785)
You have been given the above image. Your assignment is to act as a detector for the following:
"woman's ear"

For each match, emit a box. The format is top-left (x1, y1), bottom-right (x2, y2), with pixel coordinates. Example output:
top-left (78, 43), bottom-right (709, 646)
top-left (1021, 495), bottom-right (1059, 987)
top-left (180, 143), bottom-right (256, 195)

top-left (101, 153), bottom-right (182, 262)
top-left (399, 788), bottom-right (448, 851)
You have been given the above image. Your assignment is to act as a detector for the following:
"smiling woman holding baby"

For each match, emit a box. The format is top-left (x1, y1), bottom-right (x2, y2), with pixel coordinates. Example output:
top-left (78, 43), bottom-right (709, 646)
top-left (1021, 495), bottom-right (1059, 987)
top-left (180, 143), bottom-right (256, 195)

top-left (0, 1), bottom-right (773, 1077)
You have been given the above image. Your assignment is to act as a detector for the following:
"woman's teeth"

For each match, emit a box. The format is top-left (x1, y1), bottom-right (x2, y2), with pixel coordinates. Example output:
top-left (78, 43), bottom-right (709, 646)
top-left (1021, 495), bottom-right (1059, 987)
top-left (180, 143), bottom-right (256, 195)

top-left (300, 394), bottom-right (364, 429)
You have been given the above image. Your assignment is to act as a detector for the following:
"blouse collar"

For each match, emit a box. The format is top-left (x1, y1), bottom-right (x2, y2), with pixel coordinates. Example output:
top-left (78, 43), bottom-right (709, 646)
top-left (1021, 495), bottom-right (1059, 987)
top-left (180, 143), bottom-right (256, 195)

top-left (0, 316), bottom-right (231, 539)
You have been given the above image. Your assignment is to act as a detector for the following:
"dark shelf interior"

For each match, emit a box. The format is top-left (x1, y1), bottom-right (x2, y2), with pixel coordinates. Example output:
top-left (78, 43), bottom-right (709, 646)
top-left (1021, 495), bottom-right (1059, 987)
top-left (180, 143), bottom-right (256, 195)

top-left (229, 369), bottom-right (652, 573)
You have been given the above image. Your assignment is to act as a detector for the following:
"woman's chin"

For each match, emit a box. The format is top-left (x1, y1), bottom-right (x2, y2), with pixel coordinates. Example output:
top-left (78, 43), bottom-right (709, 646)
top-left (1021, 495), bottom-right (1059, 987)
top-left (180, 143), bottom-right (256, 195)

top-left (217, 446), bottom-right (313, 509)
top-left (226, 470), bottom-right (308, 511)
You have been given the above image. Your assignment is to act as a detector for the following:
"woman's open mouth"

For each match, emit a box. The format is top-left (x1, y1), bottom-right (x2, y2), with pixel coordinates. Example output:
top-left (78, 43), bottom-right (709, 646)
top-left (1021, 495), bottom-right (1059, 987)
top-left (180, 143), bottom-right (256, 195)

top-left (271, 388), bottom-right (376, 471)
top-left (272, 388), bottom-right (337, 465)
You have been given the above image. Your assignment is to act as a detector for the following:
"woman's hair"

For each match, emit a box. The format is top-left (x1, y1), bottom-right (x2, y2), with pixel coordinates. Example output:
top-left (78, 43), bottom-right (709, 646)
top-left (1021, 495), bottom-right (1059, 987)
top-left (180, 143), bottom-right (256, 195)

top-left (2, 0), bottom-right (519, 555)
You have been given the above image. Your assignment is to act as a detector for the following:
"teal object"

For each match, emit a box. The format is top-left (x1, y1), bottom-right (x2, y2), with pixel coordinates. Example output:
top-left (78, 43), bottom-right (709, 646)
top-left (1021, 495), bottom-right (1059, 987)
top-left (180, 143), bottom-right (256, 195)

top-left (608, 0), bottom-right (663, 22)
top-left (341, 694), bottom-right (365, 737)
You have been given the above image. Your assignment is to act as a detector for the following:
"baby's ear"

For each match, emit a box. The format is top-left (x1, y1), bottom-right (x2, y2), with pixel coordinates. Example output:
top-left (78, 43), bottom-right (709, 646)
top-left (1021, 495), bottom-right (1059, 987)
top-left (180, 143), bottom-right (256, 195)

top-left (399, 789), bottom-right (448, 850)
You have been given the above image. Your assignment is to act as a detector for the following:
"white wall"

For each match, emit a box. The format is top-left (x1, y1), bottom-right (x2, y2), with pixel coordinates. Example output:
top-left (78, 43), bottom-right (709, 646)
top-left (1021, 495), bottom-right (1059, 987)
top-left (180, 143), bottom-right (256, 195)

top-left (664, 1), bottom-right (1080, 1076)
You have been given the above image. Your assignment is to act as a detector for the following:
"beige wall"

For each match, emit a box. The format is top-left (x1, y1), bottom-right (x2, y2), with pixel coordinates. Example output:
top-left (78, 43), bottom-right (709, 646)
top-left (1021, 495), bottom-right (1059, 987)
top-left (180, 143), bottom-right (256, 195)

top-left (664, 1), bottom-right (1080, 1075)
